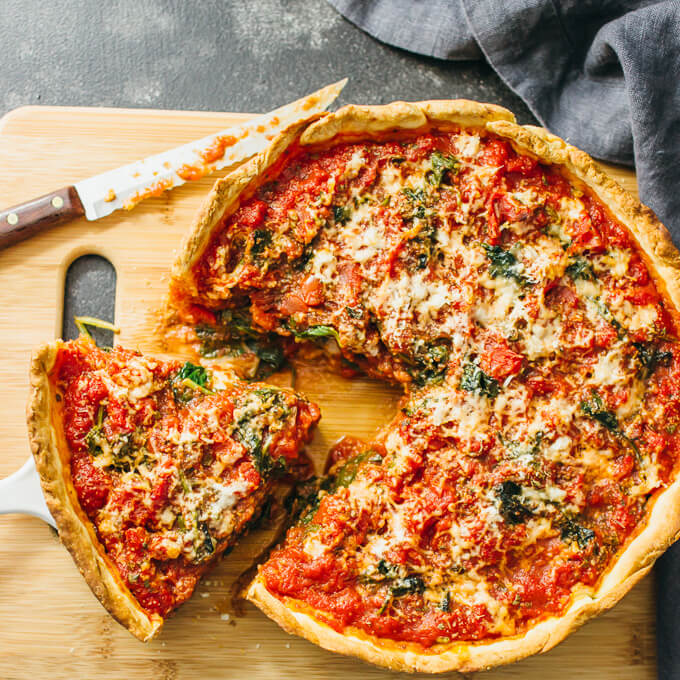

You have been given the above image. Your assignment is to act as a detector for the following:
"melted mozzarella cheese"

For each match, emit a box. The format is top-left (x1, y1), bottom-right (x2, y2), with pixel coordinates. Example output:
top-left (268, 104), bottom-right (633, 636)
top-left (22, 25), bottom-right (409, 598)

top-left (455, 133), bottom-right (481, 158)
top-left (627, 303), bottom-right (658, 331)
top-left (427, 387), bottom-right (491, 441)
top-left (310, 247), bottom-right (338, 284)
top-left (343, 149), bottom-right (366, 179)
top-left (380, 163), bottom-right (403, 194)
top-left (559, 195), bottom-right (588, 223)
top-left (523, 315), bottom-right (562, 360)
top-left (520, 238), bottom-right (567, 282)
top-left (336, 201), bottom-right (384, 267)
top-left (594, 249), bottom-right (631, 278)
top-left (473, 276), bottom-right (522, 328)
top-left (591, 346), bottom-right (629, 386)
top-left (208, 479), bottom-right (251, 517)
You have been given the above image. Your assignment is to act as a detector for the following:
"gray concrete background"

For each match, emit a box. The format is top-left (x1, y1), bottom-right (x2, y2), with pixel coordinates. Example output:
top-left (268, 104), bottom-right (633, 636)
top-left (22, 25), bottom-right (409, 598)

top-left (0, 0), bottom-right (534, 118)
top-left (0, 0), bottom-right (536, 332)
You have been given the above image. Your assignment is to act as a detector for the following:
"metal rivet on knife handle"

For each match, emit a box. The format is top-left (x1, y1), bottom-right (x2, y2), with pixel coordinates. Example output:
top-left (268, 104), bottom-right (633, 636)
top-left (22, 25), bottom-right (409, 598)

top-left (0, 187), bottom-right (86, 250)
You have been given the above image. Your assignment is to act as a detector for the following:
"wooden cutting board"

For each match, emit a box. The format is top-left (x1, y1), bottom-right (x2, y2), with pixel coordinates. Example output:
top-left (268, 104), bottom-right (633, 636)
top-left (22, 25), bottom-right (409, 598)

top-left (0, 106), bottom-right (654, 679)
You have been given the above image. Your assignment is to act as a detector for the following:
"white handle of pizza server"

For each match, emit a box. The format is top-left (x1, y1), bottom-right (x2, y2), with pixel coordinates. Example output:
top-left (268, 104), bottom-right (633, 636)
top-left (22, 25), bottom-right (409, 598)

top-left (0, 457), bottom-right (56, 527)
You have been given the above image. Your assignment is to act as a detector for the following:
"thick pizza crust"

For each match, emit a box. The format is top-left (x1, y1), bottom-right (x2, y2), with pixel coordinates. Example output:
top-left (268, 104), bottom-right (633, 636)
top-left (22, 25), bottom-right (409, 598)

top-left (171, 100), bottom-right (680, 672)
top-left (26, 342), bottom-right (163, 641)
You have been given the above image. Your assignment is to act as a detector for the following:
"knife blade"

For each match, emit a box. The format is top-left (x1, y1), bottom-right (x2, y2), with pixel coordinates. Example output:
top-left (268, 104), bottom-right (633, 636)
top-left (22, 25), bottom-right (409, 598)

top-left (0, 79), bottom-right (346, 249)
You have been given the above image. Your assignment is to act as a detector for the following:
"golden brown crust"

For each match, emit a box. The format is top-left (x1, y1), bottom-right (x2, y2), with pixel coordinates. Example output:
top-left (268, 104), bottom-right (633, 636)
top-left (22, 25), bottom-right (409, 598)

top-left (299, 100), bottom-right (516, 146)
top-left (171, 99), bottom-right (680, 672)
top-left (26, 341), bottom-right (162, 641)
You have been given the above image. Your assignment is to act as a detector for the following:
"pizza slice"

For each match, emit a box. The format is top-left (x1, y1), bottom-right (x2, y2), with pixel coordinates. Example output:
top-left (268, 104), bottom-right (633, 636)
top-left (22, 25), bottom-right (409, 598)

top-left (164, 100), bottom-right (680, 672)
top-left (27, 336), bottom-right (320, 640)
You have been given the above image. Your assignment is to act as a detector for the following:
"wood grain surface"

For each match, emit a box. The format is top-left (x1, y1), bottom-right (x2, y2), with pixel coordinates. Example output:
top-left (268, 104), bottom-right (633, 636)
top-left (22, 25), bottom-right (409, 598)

top-left (0, 106), bottom-right (653, 679)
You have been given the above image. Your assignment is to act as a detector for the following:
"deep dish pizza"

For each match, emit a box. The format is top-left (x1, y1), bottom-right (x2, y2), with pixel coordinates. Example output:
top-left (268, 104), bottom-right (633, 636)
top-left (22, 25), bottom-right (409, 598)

top-left (164, 101), bottom-right (680, 672)
top-left (27, 336), bottom-right (319, 640)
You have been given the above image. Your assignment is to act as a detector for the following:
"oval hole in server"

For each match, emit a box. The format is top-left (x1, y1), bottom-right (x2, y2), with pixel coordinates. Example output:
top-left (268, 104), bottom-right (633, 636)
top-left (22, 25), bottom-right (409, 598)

top-left (62, 255), bottom-right (117, 347)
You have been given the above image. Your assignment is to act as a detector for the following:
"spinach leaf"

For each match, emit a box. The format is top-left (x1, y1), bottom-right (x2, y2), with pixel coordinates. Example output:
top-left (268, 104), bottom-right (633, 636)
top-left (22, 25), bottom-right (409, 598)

top-left (409, 221), bottom-right (438, 270)
top-left (588, 296), bottom-right (624, 337)
top-left (402, 187), bottom-right (427, 204)
top-left (391, 575), bottom-right (426, 598)
top-left (86, 419), bottom-right (137, 472)
top-left (560, 518), bottom-right (595, 549)
top-left (287, 477), bottom-right (324, 527)
top-left (402, 187), bottom-right (427, 219)
top-left (295, 452), bottom-right (382, 529)
top-left (221, 308), bottom-right (260, 339)
top-left (108, 434), bottom-right (135, 471)
top-left (327, 449), bottom-right (380, 492)
top-left (633, 341), bottom-right (672, 379)
top-left (500, 431), bottom-right (544, 459)
top-left (545, 216), bottom-right (571, 249)
top-left (178, 469), bottom-right (192, 494)
top-left (362, 560), bottom-right (425, 599)
top-left (496, 481), bottom-right (532, 525)
top-left (195, 325), bottom-right (224, 358)
top-left (252, 340), bottom-right (285, 372)
top-left (289, 323), bottom-right (341, 344)
top-left (251, 229), bottom-right (272, 258)
top-left (199, 311), bottom-right (287, 379)
top-left (194, 521), bottom-right (216, 562)
top-left (580, 391), bottom-right (641, 460)
top-left (439, 591), bottom-right (451, 612)
top-left (407, 341), bottom-right (450, 387)
top-left (172, 362), bottom-right (213, 402)
top-left (345, 305), bottom-right (364, 320)
top-left (333, 205), bottom-right (351, 225)
top-left (377, 559), bottom-right (399, 578)
top-left (175, 362), bottom-right (209, 387)
top-left (495, 480), bottom-right (532, 524)
top-left (232, 390), bottom-right (290, 477)
top-left (85, 407), bottom-right (138, 471)
top-left (580, 391), bottom-right (619, 432)
top-left (460, 362), bottom-right (499, 399)
top-left (294, 242), bottom-right (315, 271)
top-left (85, 405), bottom-right (106, 456)
top-left (428, 151), bottom-right (459, 187)
top-left (482, 244), bottom-right (533, 287)
top-left (565, 257), bottom-right (594, 281)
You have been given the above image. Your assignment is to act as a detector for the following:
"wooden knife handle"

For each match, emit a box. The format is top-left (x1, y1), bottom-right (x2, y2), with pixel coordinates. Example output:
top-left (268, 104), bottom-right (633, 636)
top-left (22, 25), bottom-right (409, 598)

top-left (0, 186), bottom-right (85, 250)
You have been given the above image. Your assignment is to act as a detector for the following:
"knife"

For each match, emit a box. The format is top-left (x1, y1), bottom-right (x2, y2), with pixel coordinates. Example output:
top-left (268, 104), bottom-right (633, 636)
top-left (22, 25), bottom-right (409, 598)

top-left (0, 79), bottom-right (346, 250)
